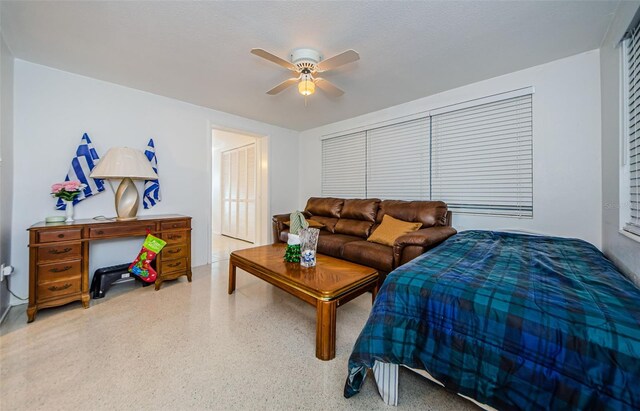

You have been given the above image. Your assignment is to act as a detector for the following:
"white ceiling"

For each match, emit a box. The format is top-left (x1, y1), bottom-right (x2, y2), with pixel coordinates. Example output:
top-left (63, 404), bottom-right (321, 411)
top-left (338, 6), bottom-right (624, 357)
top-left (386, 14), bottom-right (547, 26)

top-left (0, 1), bottom-right (622, 131)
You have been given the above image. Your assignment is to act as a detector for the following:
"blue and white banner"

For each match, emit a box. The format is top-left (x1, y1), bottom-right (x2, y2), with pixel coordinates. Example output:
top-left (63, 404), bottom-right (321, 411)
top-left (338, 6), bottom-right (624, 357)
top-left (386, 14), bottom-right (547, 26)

top-left (56, 133), bottom-right (105, 210)
top-left (143, 138), bottom-right (161, 209)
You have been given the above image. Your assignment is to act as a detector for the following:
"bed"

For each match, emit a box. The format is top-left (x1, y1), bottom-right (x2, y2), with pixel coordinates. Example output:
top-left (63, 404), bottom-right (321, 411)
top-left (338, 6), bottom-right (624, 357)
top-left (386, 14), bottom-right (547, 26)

top-left (344, 230), bottom-right (640, 410)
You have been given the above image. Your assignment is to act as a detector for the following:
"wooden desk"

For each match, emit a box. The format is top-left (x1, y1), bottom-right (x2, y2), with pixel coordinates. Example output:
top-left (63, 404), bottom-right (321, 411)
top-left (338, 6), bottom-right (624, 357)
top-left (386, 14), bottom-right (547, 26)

top-left (27, 214), bottom-right (192, 322)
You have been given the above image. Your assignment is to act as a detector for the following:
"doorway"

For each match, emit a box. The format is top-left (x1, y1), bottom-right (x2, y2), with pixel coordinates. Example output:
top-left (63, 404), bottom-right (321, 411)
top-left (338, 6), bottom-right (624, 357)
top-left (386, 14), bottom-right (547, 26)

top-left (221, 143), bottom-right (256, 242)
top-left (211, 129), bottom-right (267, 261)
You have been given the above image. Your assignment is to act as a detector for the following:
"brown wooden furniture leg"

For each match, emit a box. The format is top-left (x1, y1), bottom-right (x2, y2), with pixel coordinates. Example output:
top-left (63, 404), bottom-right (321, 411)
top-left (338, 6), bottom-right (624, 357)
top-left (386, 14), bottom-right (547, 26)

top-left (316, 300), bottom-right (337, 360)
top-left (27, 307), bottom-right (37, 323)
top-left (187, 269), bottom-right (192, 282)
top-left (154, 279), bottom-right (163, 291)
top-left (372, 284), bottom-right (379, 304)
top-left (228, 261), bottom-right (236, 294)
top-left (81, 294), bottom-right (90, 309)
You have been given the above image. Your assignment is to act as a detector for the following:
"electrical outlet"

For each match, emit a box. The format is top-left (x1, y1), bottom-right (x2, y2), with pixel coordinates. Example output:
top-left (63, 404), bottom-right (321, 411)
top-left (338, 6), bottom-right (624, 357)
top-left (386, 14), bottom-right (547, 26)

top-left (0, 264), bottom-right (12, 282)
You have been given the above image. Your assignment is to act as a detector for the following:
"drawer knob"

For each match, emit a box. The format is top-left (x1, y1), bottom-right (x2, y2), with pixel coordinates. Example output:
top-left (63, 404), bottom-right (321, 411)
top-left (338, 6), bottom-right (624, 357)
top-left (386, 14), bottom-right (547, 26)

top-left (48, 283), bottom-right (72, 292)
top-left (167, 262), bottom-right (181, 268)
top-left (96, 230), bottom-right (104, 235)
top-left (167, 248), bottom-right (181, 254)
top-left (168, 235), bottom-right (180, 240)
top-left (50, 266), bottom-right (72, 273)
top-left (49, 248), bottom-right (72, 255)
top-left (58, 234), bottom-right (65, 238)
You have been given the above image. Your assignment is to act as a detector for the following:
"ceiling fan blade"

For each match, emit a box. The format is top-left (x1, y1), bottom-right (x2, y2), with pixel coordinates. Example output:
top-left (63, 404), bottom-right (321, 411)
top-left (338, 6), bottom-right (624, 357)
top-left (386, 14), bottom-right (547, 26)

top-left (316, 50), bottom-right (359, 72)
top-left (251, 48), bottom-right (297, 71)
top-left (314, 78), bottom-right (344, 97)
top-left (266, 78), bottom-right (299, 95)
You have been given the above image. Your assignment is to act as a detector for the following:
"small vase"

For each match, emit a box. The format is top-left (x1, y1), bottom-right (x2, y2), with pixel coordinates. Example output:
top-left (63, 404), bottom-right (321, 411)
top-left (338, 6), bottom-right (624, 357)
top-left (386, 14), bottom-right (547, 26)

top-left (65, 201), bottom-right (75, 223)
top-left (300, 228), bottom-right (320, 268)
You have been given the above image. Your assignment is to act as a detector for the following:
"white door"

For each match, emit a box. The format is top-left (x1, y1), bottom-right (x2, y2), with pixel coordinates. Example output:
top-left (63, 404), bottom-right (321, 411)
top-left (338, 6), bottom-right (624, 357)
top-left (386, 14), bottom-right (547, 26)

top-left (221, 144), bottom-right (256, 242)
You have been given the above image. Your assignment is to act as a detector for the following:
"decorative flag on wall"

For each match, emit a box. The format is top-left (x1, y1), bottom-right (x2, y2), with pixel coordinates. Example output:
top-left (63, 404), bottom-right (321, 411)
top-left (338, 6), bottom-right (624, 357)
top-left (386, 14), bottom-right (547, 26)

top-left (143, 138), bottom-right (161, 209)
top-left (55, 133), bottom-right (105, 210)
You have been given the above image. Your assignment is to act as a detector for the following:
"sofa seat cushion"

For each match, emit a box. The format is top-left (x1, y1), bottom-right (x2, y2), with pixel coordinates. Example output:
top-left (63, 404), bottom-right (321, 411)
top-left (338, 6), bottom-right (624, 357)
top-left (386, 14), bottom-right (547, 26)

top-left (310, 216), bottom-right (338, 233)
top-left (317, 233), bottom-right (361, 258)
top-left (342, 241), bottom-right (394, 273)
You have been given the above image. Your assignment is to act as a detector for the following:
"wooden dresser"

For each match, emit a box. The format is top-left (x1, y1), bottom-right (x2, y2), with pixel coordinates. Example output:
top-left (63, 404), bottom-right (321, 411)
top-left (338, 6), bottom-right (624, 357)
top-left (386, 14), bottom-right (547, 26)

top-left (27, 214), bottom-right (192, 322)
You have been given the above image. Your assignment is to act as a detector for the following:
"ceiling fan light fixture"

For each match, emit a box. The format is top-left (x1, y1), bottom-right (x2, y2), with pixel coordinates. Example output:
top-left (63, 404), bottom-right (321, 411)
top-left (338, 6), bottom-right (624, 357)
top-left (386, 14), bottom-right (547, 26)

top-left (251, 47), bottom-right (358, 97)
top-left (298, 75), bottom-right (315, 96)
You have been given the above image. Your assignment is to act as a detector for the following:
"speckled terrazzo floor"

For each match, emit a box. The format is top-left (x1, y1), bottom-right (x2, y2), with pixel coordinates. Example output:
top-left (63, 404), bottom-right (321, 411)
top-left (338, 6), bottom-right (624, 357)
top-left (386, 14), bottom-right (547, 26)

top-left (1, 247), bottom-right (477, 410)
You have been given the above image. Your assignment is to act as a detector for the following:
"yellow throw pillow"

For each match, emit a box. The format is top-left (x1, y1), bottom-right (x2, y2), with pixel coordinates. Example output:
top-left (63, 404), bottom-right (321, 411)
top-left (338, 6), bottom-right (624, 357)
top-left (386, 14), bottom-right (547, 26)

top-left (283, 219), bottom-right (325, 229)
top-left (367, 215), bottom-right (422, 247)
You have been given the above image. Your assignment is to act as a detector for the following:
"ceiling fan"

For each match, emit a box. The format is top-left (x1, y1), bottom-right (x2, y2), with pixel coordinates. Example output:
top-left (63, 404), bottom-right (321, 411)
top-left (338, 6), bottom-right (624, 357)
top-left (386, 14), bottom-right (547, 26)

top-left (251, 48), bottom-right (359, 97)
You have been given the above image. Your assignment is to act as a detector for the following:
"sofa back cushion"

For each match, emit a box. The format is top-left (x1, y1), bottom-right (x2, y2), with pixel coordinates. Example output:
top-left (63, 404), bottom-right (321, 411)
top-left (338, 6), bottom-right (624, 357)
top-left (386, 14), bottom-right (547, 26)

top-left (334, 219), bottom-right (374, 238)
top-left (376, 200), bottom-right (448, 228)
top-left (304, 197), bottom-right (344, 218)
top-left (340, 198), bottom-right (380, 222)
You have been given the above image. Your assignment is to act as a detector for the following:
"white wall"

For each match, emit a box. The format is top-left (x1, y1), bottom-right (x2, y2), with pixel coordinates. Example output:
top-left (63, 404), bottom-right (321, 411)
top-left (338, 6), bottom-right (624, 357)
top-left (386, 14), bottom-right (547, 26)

top-left (299, 50), bottom-right (603, 247)
top-left (0, 31), bottom-right (14, 319)
top-left (600, 2), bottom-right (640, 285)
top-left (11, 60), bottom-right (299, 304)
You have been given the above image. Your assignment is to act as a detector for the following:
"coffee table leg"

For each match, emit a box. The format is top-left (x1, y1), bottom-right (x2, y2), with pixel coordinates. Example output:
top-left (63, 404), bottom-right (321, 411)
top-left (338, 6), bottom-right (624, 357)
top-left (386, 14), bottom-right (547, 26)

top-left (316, 300), bottom-right (337, 360)
top-left (228, 260), bottom-right (236, 294)
top-left (372, 283), bottom-right (379, 304)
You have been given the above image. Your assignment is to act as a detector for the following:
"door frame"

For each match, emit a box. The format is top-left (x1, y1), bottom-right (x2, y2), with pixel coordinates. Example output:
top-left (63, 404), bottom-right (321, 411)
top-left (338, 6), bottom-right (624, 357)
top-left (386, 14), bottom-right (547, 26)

top-left (206, 125), bottom-right (269, 264)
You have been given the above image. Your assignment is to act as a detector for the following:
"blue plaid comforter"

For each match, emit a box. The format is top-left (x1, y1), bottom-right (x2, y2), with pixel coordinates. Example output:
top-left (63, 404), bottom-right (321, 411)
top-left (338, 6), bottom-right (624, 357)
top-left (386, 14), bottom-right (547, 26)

top-left (345, 231), bottom-right (640, 410)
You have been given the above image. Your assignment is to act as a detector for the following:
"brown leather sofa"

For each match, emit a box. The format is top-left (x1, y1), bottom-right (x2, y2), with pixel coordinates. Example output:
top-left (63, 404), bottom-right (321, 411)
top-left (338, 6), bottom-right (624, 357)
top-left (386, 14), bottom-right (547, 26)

top-left (273, 197), bottom-right (456, 281)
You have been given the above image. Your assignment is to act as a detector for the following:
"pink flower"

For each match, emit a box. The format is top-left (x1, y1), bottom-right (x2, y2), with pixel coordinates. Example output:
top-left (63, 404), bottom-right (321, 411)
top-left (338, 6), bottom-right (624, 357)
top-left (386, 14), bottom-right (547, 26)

top-left (51, 183), bottom-right (64, 194)
top-left (63, 181), bottom-right (82, 191)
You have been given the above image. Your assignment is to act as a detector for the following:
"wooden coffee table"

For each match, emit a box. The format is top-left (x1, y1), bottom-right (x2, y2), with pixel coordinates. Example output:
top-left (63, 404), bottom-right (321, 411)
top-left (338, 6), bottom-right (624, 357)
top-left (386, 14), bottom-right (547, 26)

top-left (228, 244), bottom-right (379, 361)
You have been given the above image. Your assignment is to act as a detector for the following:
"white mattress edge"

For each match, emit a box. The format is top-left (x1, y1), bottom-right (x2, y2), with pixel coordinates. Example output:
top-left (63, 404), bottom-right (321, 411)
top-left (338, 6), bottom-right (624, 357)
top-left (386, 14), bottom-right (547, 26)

top-left (403, 365), bottom-right (499, 411)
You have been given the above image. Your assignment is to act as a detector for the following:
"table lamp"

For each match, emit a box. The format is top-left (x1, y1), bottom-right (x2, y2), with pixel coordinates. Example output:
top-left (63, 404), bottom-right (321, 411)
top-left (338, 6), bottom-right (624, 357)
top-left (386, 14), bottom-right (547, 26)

top-left (90, 147), bottom-right (158, 221)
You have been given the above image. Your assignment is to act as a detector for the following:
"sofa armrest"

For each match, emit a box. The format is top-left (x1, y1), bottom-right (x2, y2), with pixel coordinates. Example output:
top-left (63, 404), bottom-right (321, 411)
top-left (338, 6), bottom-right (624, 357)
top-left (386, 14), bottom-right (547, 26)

top-left (272, 213), bottom-right (291, 244)
top-left (392, 226), bottom-right (457, 267)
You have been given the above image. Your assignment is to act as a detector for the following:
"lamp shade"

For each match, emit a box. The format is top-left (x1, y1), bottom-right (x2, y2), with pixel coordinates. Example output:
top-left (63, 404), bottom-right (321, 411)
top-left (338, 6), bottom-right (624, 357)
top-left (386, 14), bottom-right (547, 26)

top-left (90, 147), bottom-right (157, 180)
top-left (298, 74), bottom-right (315, 96)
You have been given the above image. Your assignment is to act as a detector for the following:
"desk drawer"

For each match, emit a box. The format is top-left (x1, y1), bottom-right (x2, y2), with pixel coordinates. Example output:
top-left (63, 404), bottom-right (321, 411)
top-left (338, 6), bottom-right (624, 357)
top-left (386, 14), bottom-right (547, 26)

top-left (163, 244), bottom-right (188, 259)
top-left (161, 257), bottom-right (187, 274)
top-left (161, 220), bottom-right (189, 230)
top-left (90, 223), bottom-right (156, 238)
top-left (38, 229), bottom-right (82, 244)
top-left (38, 260), bottom-right (82, 283)
top-left (37, 277), bottom-right (81, 301)
top-left (38, 243), bottom-right (82, 262)
top-left (162, 231), bottom-right (188, 245)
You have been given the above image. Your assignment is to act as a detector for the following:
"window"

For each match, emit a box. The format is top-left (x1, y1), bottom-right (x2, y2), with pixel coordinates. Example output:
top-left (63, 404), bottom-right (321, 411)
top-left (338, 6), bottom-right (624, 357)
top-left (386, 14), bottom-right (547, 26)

top-left (321, 88), bottom-right (533, 217)
top-left (431, 95), bottom-right (533, 216)
top-left (366, 118), bottom-right (430, 200)
top-left (625, 24), bottom-right (640, 236)
top-left (321, 131), bottom-right (366, 198)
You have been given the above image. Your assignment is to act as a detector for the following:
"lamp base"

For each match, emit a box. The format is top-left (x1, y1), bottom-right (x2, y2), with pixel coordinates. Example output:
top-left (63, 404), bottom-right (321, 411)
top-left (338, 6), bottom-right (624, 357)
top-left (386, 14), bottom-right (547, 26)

top-left (115, 177), bottom-right (140, 221)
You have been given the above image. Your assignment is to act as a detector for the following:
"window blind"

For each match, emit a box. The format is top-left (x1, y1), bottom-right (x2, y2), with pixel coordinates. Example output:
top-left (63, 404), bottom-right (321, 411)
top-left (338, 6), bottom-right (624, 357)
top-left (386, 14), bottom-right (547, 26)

top-left (431, 94), bottom-right (533, 216)
top-left (625, 24), bottom-right (640, 236)
top-left (366, 118), bottom-right (430, 200)
top-left (321, 131), bottom-right (366, 198)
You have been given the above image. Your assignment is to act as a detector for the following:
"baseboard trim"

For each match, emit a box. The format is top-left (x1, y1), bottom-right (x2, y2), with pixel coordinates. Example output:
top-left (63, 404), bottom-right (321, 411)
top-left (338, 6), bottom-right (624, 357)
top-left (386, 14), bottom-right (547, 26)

top-left (0, 304), bottom-right (11, 326)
